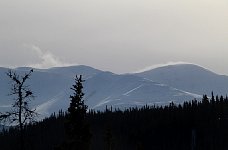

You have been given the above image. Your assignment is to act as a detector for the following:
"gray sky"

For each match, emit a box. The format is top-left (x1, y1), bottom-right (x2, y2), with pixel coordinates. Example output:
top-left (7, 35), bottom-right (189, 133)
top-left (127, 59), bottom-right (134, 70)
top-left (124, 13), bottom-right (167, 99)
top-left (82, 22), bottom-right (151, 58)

top-left (0, 0), bottom-right (228, 74)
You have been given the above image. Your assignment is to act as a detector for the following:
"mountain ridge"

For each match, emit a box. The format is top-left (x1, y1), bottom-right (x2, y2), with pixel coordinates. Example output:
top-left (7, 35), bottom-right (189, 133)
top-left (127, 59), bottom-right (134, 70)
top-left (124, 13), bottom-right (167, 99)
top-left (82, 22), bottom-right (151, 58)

top-left (0, 63), bottom-right (227, 118)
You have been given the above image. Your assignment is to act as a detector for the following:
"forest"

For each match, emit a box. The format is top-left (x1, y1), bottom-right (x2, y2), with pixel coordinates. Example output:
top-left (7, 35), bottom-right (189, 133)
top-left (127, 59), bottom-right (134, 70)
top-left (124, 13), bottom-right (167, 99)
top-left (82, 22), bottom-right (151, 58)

top-left (0, 93), bottom-right (228, 150)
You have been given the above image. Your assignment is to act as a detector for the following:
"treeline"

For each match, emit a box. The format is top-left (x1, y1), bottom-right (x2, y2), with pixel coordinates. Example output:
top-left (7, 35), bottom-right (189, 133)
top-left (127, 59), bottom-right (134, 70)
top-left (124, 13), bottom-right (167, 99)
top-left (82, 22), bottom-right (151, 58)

top-left (1, 94), bottom-right (228, 150)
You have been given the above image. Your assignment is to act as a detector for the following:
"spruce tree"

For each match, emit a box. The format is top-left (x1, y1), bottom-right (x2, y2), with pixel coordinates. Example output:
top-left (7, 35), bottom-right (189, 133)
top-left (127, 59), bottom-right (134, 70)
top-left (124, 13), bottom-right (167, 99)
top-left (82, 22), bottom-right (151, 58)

top-left (65, 75), bottom-right (91, 150)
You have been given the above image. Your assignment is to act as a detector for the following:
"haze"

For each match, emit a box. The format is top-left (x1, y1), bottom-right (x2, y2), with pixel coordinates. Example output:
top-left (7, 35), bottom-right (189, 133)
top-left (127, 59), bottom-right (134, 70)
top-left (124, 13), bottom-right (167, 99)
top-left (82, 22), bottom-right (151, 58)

top-left (0, 0), bottom-right (227, 74)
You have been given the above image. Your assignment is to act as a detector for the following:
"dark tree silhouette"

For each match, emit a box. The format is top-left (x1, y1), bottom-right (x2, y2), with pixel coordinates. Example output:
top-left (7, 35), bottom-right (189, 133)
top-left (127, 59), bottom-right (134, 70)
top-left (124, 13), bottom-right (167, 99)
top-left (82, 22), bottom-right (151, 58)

top-left (104, 126), bottom-right (113, 150)
top-left (64, 75), bottom-right (91, 150)
top-left (0, 69), bottom-right (37, 150)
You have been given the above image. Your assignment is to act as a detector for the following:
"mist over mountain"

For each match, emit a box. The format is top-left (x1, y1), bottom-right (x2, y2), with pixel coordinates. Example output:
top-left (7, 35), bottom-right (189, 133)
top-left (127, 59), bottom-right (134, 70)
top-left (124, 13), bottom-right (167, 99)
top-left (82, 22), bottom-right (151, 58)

top-left (0, 64), bottom-right (227, 118)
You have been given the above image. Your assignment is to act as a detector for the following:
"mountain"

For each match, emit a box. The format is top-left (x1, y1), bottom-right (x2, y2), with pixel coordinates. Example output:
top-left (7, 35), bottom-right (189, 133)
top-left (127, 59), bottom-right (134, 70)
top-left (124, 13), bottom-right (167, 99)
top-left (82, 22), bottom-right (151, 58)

top-left (135, 64), bottom-right (228, 96)
top-left (42, 65), bottom-right (102, 78)
top-left (84, 72), bottom-right (201, 110)
top-left (0, 64), bottom-right (227, 118)
top-left (0, 65), bottom-right (102, 117)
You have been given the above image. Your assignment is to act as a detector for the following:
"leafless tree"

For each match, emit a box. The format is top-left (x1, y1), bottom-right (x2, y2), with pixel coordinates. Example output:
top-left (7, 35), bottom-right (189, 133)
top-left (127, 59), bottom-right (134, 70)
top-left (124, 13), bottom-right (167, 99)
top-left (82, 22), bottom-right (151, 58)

top-left (0, 69), bottom-right (37, 150)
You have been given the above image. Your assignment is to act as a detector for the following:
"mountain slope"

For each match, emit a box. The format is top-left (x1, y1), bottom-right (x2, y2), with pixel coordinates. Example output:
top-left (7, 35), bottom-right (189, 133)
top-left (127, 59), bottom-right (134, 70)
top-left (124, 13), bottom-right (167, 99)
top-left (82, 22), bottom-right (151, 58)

top-left (84, 72), bottom-right (201, 110)
top-left (1, 64), bottom-right (228, 118)
top-left (43, 65), bottom-right (102, 78)
top-left (135, 64), bottom-right (228, 95)
top-left (0, 66), bottom-right (101, 117)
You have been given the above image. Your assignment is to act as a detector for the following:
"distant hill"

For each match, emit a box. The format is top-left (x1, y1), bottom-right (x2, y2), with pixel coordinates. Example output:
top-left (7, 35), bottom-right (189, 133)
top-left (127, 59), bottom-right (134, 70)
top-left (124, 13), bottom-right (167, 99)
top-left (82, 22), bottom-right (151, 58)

top-left (0, 64), bottom-right (227, 118)
top-left (135, 64), bottom-right (228, 96)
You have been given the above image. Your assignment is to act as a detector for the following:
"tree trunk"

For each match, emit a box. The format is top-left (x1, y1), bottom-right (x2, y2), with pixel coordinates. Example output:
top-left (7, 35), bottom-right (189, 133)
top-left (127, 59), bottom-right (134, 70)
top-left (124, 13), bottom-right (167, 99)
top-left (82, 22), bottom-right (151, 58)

top-left (19, 86), bottom-right (24, 150)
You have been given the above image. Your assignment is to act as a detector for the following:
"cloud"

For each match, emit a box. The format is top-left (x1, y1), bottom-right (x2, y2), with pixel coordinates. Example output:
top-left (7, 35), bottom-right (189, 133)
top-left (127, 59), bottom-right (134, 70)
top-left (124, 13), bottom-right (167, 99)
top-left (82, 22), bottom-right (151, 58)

top-left (133, 61), bottom-right (193, 73)
top-left (27, 45), bottom-right (76, 69)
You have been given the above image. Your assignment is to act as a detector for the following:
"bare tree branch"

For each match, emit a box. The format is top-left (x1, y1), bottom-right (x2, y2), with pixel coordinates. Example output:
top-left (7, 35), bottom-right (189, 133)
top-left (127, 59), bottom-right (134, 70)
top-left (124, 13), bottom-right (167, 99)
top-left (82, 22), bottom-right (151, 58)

top-left (0, 69), bottom-right (37, 150)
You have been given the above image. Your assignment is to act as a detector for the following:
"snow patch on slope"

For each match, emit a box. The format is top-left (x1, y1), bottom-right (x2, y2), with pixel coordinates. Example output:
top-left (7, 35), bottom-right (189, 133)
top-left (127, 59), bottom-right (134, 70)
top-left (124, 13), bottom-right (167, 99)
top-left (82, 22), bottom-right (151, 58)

top-left (92, 96), bottom-right (111, 109)
top-left (173, 88), bottom-right (202, 99)
top-left (36, 89), bottom-right (68, 117)
top-left (123, 84), bottom-right (144, 96)
top-left (0, 105), bottom-right (11, 108)
top-left (143, 77), bottom-right (202, 99)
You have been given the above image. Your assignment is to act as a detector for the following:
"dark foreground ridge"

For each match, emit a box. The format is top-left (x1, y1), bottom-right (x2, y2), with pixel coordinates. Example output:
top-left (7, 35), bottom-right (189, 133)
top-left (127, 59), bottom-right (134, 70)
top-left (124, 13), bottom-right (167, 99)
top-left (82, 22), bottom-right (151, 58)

top-left (0, 94), bottom-right (228, 150)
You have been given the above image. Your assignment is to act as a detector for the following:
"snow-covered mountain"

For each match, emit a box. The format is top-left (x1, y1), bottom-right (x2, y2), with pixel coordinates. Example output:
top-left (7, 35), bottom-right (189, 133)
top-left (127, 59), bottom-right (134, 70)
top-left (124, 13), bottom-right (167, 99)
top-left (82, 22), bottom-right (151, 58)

top-left (0, 65), bottom-right (101, 117)
top-left (0, 64), bottom-right (227, 118)
top-left (84, 72), bottom-right (201, 110)
top-left (135, 64), bottom-right (228, 96)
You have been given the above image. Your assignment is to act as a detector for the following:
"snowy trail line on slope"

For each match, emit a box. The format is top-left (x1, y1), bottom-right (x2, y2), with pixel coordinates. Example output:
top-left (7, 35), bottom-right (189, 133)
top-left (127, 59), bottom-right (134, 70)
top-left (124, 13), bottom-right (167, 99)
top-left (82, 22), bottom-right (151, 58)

top-left (123, 84), bottom-right (144, 96)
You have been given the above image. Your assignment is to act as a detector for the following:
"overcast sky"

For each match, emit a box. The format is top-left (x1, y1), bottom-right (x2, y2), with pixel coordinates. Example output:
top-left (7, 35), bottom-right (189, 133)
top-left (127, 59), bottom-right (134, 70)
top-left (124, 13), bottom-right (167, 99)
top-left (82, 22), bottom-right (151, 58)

top-left (0, 0), bottom-right (227, 74)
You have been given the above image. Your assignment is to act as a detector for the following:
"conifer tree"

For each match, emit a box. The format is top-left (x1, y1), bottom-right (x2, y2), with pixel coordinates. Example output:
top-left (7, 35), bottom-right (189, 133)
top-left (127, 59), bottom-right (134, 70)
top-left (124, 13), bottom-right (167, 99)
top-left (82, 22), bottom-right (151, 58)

top-left (104, 126), bottom-right (113, 150)
top-left (65, 75), bottom-right (91, 150)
